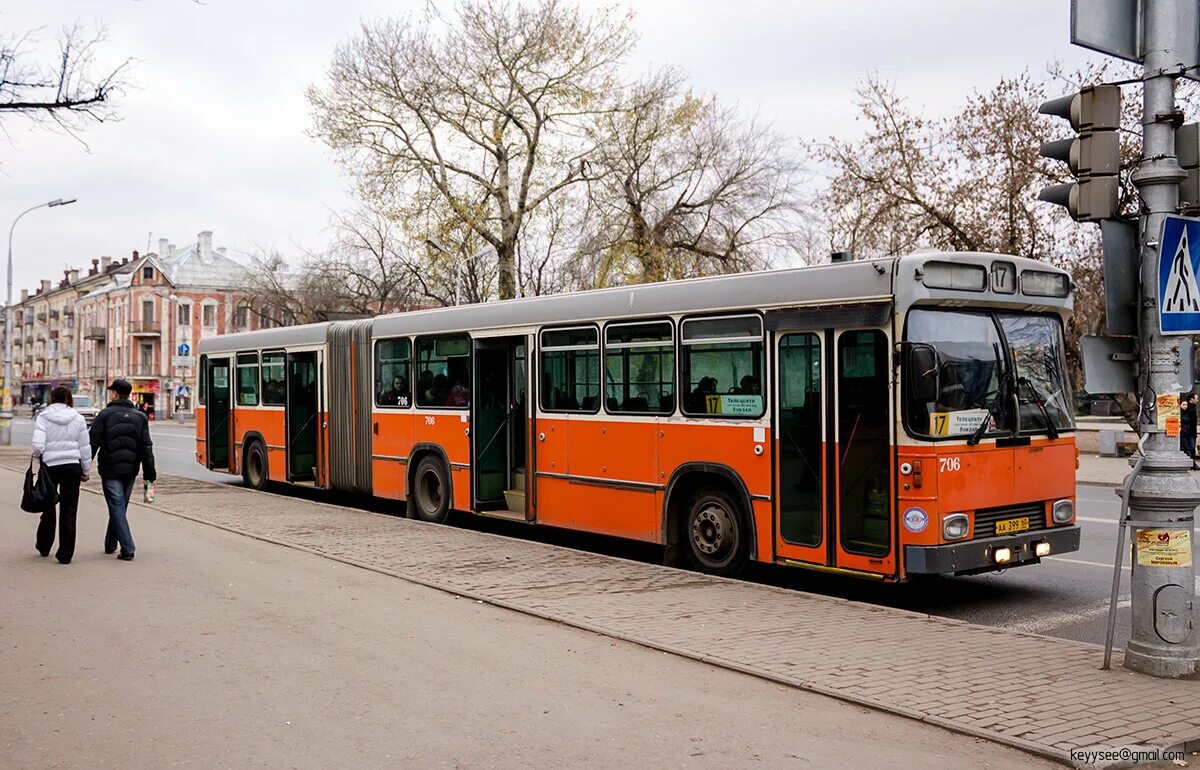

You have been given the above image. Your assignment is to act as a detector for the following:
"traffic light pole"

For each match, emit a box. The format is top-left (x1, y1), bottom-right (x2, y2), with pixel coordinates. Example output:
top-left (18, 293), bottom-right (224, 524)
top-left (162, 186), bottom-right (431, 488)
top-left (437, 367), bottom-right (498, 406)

top-left (1125, 0), bottom-right (1200, 679)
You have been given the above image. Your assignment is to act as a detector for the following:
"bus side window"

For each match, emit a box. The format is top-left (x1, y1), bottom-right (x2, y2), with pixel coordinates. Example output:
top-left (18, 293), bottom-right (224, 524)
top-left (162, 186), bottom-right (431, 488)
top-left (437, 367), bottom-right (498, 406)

top-left (415, 335), bottom-right (470, 408)
top-left (680, 315), bottom-right (765, 419)
top-left (236, 352), bottom-right (260, 406)
top-left (375, 338), bottom-right (412, 408)
top-left (539, 326), bottom-right (599, 413)
top-left (604, 320), bottom-right (674, 415)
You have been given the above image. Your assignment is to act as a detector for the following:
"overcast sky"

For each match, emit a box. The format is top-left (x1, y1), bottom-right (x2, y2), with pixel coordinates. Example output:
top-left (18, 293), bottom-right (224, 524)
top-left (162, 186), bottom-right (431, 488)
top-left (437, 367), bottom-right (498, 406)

top-left (2, 0), bottom-right (1111, 293)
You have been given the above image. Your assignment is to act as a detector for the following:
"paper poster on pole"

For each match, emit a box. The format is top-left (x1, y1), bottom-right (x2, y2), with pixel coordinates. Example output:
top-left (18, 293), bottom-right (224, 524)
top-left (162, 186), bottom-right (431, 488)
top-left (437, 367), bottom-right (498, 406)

top-left (1135, 529), bottom-right (1192, 567)
top-left (1157, 393), bottom-right (1181, 436)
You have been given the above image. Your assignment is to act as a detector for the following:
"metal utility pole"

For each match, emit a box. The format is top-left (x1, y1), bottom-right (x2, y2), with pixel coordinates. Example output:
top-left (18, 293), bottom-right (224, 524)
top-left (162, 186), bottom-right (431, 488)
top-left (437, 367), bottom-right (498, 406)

top-left (1125, 0), bottom-right (1200, 678)
top-left (1, 197), bottom-right (76, 446)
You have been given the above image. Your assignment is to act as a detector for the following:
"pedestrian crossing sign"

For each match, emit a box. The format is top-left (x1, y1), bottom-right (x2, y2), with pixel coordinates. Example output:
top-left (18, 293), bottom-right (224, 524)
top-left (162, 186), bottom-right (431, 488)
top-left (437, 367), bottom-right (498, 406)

top-left (1158, 215), bottom-right (1200, 334)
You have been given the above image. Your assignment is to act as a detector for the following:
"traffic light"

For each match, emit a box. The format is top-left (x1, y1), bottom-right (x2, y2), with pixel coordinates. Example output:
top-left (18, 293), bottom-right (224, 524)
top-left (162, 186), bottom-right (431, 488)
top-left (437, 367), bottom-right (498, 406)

top-left (1038, 84), bottom-right (1122, 221)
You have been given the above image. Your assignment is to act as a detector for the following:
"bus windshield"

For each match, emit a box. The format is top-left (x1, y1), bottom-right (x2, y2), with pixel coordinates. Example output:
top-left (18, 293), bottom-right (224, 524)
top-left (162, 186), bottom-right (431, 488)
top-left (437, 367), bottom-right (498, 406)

top-left (905, 308), bottom-right (1073, 439)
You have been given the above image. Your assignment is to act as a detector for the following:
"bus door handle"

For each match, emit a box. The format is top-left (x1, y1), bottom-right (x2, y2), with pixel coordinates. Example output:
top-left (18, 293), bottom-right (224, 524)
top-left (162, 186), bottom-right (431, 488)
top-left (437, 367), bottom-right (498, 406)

top-left (373, 421), bottom-right (379, 435)
top-left (538, 432), bottom-right (546, 442)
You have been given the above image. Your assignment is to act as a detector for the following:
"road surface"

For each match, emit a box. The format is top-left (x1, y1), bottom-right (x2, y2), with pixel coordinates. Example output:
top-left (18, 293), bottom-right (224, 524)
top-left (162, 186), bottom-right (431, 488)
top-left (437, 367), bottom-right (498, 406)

top-left (0, 481), bottom-right (1048, 769)
top-left (12, 417), bottom-right (1195, 650)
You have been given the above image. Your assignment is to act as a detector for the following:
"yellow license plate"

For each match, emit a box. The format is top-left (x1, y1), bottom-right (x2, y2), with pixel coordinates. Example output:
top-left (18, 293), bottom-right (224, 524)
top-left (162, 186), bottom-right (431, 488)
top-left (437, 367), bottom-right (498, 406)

top-left (995, 517), bottom-right (1030, 535)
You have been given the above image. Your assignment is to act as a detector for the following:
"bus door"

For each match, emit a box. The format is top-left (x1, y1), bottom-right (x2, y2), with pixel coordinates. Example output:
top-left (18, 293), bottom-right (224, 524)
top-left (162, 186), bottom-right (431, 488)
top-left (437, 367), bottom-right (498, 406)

top-left (774, 328), bottom-right (894, 576)
top-left (286, 351), bottom-right (319, 482)
top-left (471, 335), bottom-right (529, 516)
top-left (206, 356), bottom-right (232, 471)
top-left (775, 331), bottom-right (827, 564)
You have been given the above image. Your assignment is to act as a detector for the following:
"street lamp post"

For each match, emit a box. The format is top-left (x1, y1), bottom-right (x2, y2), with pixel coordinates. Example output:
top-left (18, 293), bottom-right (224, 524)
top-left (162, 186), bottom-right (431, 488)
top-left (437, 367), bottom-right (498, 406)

top-left (1, 197), bottom-right (76, 446)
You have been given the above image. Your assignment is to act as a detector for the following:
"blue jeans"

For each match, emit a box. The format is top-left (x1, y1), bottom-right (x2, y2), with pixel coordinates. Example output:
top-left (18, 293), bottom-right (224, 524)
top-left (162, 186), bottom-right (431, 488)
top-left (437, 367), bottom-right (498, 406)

top-left (102, 477), bottom-right (136, 556)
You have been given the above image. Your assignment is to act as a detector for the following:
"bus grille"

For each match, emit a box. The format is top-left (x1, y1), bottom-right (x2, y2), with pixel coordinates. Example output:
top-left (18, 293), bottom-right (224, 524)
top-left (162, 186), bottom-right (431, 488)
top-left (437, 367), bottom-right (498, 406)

top-left (973, 503), bottom-right (1046, 539)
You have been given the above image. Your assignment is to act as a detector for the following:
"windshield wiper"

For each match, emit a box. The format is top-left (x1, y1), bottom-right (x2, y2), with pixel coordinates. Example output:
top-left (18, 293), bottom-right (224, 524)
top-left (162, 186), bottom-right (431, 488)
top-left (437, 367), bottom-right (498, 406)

top-left (967, 413), bottom-right (990, 446)
top-left (1018, 376), bottom-right (1060, 440)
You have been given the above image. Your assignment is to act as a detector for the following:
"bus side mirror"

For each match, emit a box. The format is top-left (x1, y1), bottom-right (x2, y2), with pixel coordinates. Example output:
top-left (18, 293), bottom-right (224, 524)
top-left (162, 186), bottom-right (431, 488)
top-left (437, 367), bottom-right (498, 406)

top-left (908, 344), bottom-right (939, 402)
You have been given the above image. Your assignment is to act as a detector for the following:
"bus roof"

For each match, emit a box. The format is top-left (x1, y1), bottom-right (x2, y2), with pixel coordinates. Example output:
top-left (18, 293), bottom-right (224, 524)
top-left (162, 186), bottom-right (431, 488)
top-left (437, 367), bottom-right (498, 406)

top-left (196, 321), bottom-right (329, 355)
top-left (373, 257), bottom-right (896, 338)
top-left (196, 251), bottom-right (1070, 353)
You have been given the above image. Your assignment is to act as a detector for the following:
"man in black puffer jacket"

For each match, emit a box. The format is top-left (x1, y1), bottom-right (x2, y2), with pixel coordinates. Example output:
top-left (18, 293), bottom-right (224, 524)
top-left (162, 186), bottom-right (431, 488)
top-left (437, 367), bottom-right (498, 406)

top-left (89, 379), bottom-right (157, 561)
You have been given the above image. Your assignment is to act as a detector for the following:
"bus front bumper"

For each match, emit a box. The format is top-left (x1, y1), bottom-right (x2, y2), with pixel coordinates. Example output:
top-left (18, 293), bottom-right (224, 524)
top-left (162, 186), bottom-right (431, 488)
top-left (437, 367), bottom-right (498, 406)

top-left (904, 525), bottom-right (1082, 576)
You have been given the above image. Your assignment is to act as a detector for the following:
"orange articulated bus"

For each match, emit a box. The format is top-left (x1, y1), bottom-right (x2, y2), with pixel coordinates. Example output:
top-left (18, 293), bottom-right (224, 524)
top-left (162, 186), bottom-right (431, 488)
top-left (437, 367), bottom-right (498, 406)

top-left (195, 251), bottom-right (1080, 582)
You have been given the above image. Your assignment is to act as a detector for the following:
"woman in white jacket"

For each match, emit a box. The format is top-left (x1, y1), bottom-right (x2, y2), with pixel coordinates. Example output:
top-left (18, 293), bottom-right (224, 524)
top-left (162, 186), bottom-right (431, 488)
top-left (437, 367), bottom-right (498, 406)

top-left (32, 386), bottom-right (91, 564)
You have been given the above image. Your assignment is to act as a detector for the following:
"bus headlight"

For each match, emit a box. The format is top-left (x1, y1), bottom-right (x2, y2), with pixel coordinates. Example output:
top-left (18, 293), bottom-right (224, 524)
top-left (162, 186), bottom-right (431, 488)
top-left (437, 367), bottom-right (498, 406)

top-left (994, 547), bottom-right (1013, 564)
top-left (1052, 499), bottom-right (1074, 524)
top-left (943, 514), bottom-right (969, 540)
top-left (1035, 542), bottom-right (1052, 557)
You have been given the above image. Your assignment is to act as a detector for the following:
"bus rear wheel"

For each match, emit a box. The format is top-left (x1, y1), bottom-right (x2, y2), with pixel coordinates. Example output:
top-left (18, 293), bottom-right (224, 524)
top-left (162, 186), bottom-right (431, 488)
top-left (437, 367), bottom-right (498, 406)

top-left (684, 489), bottom-right (747, 577)
top-left (413, 456), bottom-right (451, 524)
top-left (242, 440), bottom-right (268, 491)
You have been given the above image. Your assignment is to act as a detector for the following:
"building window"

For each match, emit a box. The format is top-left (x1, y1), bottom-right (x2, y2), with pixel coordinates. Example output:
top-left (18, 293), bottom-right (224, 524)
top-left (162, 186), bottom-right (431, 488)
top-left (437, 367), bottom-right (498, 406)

top-left (261, 351), bottom-right (285, 405)
top-left (202, 303), bottom-right (216, 328)
top-left (539, 326), bottom-right (599, 412)
top-left (236, 352), bottom-right (259, 406)
top-left (604, 320), bottom-right (674, 414)
top-left (178, 303), bottom-right (192, 326)
top-left (143, 266), bottom-right (154, 280)
top-left (375, 338), bottom-right (412, 408)
top-left (415, 335), bottom-right (470, 408)
top-left (235, 304), bottom-right (250, 331)
top-left (680, 314), bottom-right (765, 418)
top-left (142, 299), bottom-right (154, 322)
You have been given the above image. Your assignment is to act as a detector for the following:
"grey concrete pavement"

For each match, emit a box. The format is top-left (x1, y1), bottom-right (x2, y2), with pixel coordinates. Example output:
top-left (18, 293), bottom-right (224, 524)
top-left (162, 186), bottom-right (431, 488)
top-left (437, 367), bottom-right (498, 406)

top-left (0, 472), bottom-right (1046, 769)
top-left (7, 460), bottom-right (1192, 766)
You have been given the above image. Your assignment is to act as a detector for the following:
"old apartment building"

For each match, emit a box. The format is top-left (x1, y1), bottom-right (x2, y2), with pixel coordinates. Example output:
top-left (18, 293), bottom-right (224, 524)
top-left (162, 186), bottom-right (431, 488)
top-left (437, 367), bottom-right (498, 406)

top-left (10, 231), bottom-right (259, 419)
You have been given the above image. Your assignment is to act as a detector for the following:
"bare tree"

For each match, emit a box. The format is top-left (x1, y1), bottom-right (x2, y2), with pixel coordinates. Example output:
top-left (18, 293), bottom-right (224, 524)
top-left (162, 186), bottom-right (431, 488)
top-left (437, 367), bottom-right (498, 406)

top-left (307, 0), bottom-right (635, 299)
top-left (315, 206), bottom-right (419, 315)
top-left (1, 23), bottom-right (130, 136)
top-left (581, 73), bottom-right (810, 286)
top-left (812, 67), bottom-right (1163, 419)
top-left (242, 250), bottom-right (336, 325)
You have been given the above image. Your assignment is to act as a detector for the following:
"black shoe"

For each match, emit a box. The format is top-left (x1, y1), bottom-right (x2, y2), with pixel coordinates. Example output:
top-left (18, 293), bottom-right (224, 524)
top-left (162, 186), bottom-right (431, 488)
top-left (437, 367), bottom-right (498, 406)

top-left (117, 552), bottom-right (134, 561)
top-left (56, 558), bottom-right (71, 565)
top-left (37, 548), bottom-right (49, 558)
top-left (104, 547), bottom-right (117, 555)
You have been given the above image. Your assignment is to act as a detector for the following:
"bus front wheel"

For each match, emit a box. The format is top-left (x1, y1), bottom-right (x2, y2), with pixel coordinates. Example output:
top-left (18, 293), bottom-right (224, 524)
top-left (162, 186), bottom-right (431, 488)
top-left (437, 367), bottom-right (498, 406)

top-left (684, 489), bottom-right (747, 577)
top-left (413, 456), bottom-right (451, 524)
top-left (242, 440), bottom-right (269, 491)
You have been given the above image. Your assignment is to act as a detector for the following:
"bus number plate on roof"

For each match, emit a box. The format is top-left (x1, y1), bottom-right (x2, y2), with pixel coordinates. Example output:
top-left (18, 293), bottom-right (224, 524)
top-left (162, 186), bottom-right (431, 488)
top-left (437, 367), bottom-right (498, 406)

top-left (995, 517), bottom-right (1030, 535)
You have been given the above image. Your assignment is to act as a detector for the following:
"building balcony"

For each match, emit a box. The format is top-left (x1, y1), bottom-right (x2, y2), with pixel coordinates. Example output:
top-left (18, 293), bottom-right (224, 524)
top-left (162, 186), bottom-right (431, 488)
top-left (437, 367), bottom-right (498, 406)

top-left (130, 363), bottom-right (159, 377)
top-left (84, 327), bottom-right (106, 341)
top-left (80, 367), bottom-right (106, 380)
top-left (129, 320), bottom-right (161, 336)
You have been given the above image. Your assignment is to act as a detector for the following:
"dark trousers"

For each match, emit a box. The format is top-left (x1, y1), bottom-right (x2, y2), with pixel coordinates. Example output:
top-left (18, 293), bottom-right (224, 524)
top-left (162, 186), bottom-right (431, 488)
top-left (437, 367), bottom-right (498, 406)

top-left (102, 477), bottom-right (136, 556)
top-left (35, 463), bottom-right (83, 564)
top-left (1183, 434), bottom-right (1198, 464)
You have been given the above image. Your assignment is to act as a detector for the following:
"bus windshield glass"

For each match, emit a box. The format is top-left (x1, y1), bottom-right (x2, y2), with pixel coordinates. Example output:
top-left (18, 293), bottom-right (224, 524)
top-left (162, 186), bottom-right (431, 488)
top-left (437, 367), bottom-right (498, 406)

top-left (905, 309), bottom-right (1072, 439)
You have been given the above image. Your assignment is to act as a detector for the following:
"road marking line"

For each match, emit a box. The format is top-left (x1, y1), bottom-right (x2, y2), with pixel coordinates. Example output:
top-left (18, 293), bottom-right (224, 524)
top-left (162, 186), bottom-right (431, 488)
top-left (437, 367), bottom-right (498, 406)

top-left (1076, 516), bottom-right (1117, 524)
top-left (1007, 597), bottom-right (1131, 634)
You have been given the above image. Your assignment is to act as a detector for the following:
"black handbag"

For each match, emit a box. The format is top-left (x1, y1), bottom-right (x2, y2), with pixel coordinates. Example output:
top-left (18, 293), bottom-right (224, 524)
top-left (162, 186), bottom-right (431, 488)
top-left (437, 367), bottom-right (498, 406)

top-left (21, 459), bottom-right (59, 513)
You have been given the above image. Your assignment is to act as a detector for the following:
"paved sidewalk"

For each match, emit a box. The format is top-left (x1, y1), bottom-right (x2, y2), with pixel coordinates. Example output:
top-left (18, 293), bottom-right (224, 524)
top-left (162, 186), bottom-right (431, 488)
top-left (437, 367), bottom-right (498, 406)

top-left (10, 449), bottom-right (1196, 767)
top-left (1077, 453), bottom-right (1133, 487)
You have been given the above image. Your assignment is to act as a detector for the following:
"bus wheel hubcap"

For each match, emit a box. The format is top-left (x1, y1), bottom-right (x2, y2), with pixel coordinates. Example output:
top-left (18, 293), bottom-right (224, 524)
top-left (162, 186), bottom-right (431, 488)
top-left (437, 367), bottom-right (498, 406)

top-left (420, 472), bottom-right (442, 512)
top-left (692, 503), bottom-right (733, 559)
